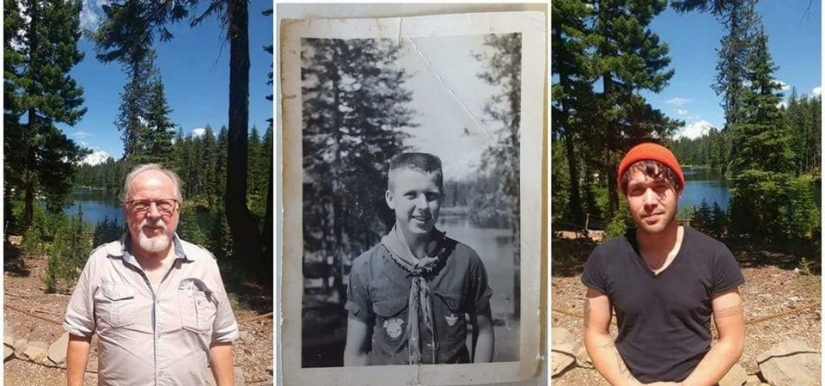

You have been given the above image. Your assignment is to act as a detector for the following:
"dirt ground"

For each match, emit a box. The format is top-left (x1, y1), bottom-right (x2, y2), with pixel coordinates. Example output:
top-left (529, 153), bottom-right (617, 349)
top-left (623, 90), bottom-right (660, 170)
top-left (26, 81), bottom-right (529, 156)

top-left (550, 237), bottom-right (822, 385)
top-left (3, 241), bottom-right (274, 386)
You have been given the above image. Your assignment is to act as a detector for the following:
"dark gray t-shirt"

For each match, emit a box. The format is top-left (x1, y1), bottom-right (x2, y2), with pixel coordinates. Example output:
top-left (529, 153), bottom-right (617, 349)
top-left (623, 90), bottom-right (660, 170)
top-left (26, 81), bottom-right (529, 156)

top-left (582, 227), bottom-right (745, 383)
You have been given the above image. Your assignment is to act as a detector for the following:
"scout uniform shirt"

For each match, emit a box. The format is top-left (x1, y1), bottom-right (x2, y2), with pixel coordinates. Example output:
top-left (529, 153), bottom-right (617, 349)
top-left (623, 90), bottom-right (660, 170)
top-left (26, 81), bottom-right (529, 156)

top-left (63, 234), bottom-right (239, 385)
top-left (345, 232), bottom-right (493, 365)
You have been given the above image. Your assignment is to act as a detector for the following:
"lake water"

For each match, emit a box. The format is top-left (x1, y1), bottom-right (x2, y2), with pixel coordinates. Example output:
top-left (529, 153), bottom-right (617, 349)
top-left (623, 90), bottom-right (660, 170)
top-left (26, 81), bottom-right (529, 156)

top-left (65, 188), bottom-right (124, 225)
top-left (680, 167), bottom-right (732, 210)
top-left (437, 216), bottom-right (520, 362)
top-left (680, 167), bottom-right (821, 211)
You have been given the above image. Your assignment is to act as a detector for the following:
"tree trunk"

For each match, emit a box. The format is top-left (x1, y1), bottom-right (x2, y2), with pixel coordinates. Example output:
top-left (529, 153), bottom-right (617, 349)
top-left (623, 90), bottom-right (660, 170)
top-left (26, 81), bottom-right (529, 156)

top-left (224, 0), bottom-right (263, 276)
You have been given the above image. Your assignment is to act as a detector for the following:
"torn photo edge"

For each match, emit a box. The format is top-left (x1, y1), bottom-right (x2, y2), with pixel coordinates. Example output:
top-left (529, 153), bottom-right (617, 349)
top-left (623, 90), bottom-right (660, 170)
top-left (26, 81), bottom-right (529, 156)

top-left (279, 11), bottom-right (546, 386)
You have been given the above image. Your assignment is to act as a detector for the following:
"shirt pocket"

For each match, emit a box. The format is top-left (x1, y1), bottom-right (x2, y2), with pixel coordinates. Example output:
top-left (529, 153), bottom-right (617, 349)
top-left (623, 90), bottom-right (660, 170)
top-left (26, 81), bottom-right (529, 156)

top-left (97, 284), bottom-right (136, 328)
top-left (372, 296), bottom-right (409, 345)
top-left (178, 281), bottom-right (217, 334)
top-left (433, 291), bottom-right (467, 344)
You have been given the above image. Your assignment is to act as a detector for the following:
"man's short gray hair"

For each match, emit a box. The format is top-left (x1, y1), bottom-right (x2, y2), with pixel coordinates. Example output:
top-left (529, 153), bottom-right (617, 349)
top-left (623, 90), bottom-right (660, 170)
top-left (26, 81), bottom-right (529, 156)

top-left (121, 164), bottom-right (184, 203)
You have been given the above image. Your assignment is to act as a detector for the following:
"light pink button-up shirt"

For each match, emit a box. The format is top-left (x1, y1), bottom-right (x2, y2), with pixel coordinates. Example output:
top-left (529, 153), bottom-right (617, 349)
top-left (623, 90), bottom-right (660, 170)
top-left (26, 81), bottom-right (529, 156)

top-left (64, 234), bottom-right (239, 385)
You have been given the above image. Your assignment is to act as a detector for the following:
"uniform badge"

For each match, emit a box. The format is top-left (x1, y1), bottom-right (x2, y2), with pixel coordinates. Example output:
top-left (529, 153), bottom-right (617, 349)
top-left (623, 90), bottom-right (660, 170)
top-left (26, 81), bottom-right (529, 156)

top-left (445, 313), bottom-right (458, 327)
top-left (383, 317), bottom-right (404, 339)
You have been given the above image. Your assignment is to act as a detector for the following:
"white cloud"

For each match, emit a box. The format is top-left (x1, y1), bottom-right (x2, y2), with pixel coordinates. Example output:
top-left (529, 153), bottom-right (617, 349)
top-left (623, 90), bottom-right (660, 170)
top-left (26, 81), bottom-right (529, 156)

top-left (665, 97), bottom-right (691, 107)
top-left (191, 128), bottom-right (206, 138)
top-left (80, 0), bottom-right (103, 32)
top-left (777, 100), bottom-right (788, 109)
top-left (813, 87), bottom-right (822, 97)
top-left (677, 109), bottom-right (688, 116)
top-left (673, 120), bottom-right (714, 140)
top-left (773, 79), bottom-right (791, 91)
top-left (73, 131), bottom-right (91, 140)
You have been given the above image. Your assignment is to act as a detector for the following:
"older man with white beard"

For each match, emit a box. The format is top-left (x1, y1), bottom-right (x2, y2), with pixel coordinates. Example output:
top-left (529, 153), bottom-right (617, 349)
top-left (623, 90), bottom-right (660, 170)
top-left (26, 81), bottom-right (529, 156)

top-left (63, 164), bottom-right (239, 386)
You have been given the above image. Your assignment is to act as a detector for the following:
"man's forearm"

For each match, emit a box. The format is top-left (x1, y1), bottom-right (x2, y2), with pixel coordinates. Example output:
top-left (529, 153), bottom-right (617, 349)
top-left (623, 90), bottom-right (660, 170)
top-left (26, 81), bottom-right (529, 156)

top-left (66, 335), bottom-right (91, 386)
top-left (584, 331), bottom-right (642, 386)
top-left (473, 324), bottom-right (494, 362)
top-left (680, 339), bottom-right (742, 386)
top-left (209, 342), bottom-right (235, 386)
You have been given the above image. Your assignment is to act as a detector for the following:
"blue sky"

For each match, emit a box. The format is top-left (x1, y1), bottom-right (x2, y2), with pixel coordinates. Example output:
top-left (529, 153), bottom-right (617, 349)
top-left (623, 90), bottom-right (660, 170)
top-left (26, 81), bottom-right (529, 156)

top-left (642, 1), bottom-right (821, 139)
top-left (60, 0), bottom-right (274, 160)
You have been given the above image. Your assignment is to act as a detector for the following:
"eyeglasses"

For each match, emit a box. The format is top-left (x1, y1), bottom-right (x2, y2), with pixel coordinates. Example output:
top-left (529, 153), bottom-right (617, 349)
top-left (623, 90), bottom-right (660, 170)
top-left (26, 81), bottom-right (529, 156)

top-left (127, 199), bottom-right (179, 215)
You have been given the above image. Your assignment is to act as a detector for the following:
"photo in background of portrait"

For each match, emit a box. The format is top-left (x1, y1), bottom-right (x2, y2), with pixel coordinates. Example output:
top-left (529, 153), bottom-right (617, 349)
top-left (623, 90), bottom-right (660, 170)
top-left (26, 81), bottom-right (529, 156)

top-left (280, 10), bottom-right (545, 386)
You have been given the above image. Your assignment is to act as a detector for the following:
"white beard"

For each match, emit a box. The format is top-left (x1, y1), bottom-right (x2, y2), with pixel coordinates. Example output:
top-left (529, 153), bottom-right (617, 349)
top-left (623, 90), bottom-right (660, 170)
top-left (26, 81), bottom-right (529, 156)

top-left (138, 220), bottom-right (171, 253)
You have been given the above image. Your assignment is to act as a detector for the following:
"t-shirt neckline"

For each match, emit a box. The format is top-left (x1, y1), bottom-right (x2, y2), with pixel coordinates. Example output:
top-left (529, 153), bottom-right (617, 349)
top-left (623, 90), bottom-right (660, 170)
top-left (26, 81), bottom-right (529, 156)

top-left (628, 226), bottom-right (689, 278)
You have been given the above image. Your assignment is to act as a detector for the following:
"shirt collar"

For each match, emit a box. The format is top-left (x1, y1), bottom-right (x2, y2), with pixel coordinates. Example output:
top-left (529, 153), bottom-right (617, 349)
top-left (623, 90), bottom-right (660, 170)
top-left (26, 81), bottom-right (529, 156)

top-left (107, 233), bottom-right (190, 264)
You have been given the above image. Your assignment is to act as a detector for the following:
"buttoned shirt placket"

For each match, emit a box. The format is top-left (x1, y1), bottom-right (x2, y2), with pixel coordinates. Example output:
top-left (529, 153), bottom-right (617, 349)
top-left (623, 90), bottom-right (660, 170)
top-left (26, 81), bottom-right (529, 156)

top-left (121, 250), bottom-right (181, 385)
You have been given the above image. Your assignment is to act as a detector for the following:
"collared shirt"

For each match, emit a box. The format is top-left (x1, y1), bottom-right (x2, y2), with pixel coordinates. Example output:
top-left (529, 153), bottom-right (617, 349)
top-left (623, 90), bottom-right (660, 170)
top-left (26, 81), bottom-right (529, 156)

top-left (345, 238), bottom-right (493, 365)
top-left (64, 234), bottom-right (239, 385)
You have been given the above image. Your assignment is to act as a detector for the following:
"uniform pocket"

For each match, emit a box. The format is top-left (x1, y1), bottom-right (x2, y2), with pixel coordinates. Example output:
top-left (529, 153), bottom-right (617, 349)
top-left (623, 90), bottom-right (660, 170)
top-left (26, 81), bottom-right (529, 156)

top-left (433, 291), bottom-right (467, 345)
top-left (99, 284), bottom-right (136, 328)
top-left (178, 280), bottom-right (217, 333)
top-left (372, 296), bottom-right (408, 342)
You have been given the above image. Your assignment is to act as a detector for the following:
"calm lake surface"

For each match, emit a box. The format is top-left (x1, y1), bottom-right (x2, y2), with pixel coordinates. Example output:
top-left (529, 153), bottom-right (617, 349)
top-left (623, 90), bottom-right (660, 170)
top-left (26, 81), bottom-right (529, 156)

top-left (680, 167), bottom-right (821, 211)
top-left (437, 215), bottom-right (519, 362)
top-left (65, 188), bottom-right (124, 225)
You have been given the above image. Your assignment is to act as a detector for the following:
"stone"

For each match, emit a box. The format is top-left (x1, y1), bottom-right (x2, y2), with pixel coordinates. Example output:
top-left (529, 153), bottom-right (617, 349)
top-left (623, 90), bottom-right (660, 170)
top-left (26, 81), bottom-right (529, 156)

top-left (4, 346), bottom-right (13, 361)
top-left (575, 345), bottom-right (593, 369)
top-left (23, 340), bottom-right (49, 362)
top-left (745, 374), bottom-right (765, 385)
top-left (13, 338), bottom-right (27, 355)
top-left (551, 343), bottom-right (576, 377)
top-left (48, 332), bottom-right (70, 365)
top-left (551, 328), bottom-right (574, 347)
top-left (757, 340), bottom-right (820, 386)
top-left (205, 366), bottom-right (246, 386)
top-left (718, 362), bottom-right (747, 386)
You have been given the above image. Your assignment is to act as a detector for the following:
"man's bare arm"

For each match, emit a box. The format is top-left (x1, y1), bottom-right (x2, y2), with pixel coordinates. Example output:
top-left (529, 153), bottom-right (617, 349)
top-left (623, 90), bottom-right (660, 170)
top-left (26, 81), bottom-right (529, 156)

top-left (679, 289), bottom-right (745, 386)
top-left (583, 288), bottom-right (644, 386)
top-left (209, 341), bottom-right (235, 386)
top-left (471, 305), bottom-right (495, 362)
top-left (66, 334), bottom-right (92, 386)
top-left (343, 314), bottom-right (370, 366)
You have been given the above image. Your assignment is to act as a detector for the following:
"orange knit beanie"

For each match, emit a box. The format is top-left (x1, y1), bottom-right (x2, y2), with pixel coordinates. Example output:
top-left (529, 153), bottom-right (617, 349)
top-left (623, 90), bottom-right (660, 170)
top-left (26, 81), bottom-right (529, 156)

top-left (617, 143), bottom-right (684, 194)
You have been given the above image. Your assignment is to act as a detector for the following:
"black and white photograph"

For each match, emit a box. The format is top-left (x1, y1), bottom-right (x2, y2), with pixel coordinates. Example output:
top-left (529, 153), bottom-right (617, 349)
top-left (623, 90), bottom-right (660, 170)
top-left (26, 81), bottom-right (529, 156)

top-left (280, 8), bottom-right (545, 386)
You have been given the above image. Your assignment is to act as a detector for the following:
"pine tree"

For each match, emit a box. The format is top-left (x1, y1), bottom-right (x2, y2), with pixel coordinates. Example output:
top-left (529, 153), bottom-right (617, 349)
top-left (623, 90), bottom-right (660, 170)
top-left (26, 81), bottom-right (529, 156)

top-left (730, 28), bottom-right (792, 174)
top-left (201, 126), bottom-right (218, 206)
top-left (552, 0), bottom-right (598, 224)
top-left (5, 0), bottom-right (89, 230)
top-left (141, 72), bottom-right (176, 166)
top-left (592, 0), bottom-right (681, 214)
top-left (302, 37), bottom-right (415, 295)
top-left (247, 125), bottom-right (264, 198)
top-left (215, 126), bottom-right (229, 204)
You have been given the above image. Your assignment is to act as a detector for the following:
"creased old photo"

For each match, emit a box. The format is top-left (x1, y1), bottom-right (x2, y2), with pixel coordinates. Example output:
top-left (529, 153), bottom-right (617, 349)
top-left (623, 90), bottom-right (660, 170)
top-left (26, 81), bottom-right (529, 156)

top-left (280, 11), bottom-right (545, 385)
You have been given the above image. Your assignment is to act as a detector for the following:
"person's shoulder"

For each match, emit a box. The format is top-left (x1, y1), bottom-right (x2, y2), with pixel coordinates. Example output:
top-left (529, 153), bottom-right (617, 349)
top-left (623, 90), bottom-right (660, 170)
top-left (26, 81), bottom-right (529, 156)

top-left (684, 227), bottom-right (730, 253)
top-left (351, 242), bottom-right (386, 269)
top-left (178, 238), bottom-right (218, 261)
top-left (589, 233), bottom-right (632, 259)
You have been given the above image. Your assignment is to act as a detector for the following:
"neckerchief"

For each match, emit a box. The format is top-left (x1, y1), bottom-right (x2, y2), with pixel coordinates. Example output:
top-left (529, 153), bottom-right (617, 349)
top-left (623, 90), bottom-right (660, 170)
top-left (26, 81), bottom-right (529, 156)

top-left (381, 225), bottom-right (442, 364)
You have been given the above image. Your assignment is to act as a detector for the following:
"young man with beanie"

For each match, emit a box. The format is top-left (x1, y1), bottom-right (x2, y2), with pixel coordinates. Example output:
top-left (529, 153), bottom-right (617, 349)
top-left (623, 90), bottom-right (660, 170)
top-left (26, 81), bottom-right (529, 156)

top-left (582, 142), bottom-right (745, 385)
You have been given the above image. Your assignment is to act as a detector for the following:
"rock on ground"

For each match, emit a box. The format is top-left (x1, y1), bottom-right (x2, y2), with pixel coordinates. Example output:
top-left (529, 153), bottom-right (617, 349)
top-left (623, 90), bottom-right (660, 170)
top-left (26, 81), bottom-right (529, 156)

top-left (23, 341), bottom-right (49, 362)
top-left (756, 340), bottom-right (821, 386)
top-left (719, 362), bottom-right (747, 386)
top-left (47, 332), bottom-right (69, 365)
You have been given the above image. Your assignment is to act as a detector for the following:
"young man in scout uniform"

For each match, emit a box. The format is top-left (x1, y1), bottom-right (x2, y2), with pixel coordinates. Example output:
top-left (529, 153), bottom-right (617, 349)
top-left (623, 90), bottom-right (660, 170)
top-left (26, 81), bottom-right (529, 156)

top-left (582, 142), bottom-right (745, 385)
top-left (343, 152), bottom-right (495, 365)
top-left (64, 164), bottom-right (239, 385)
